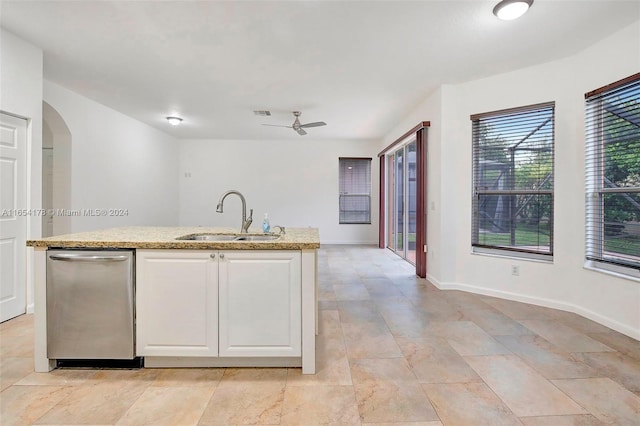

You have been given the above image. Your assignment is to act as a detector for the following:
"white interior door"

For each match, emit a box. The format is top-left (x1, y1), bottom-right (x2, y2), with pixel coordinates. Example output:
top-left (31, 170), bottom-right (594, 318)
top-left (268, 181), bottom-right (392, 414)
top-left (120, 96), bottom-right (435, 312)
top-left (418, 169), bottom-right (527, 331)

top-left (0, 113), bottom-right (27, 322)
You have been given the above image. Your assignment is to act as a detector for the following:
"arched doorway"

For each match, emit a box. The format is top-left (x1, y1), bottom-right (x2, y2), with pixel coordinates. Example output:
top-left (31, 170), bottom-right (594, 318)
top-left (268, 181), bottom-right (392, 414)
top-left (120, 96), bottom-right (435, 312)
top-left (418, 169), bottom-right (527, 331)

top-left (42, 102), bottom-right (72, 237)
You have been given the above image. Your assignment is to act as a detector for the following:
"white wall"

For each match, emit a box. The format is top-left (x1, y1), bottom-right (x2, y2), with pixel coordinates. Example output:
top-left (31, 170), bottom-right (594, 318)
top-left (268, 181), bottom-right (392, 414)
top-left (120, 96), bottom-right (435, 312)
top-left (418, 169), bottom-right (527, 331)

top-left (0, 28), bottom-right (43, 239)
top-left (179, 138), bottom-right (379, 244)
top-left (385, 20), bottom-right (640, 338)
top-left (43, 119), bottom-right (52, 148)
top-left (43, 81), bottom-right (180, 231)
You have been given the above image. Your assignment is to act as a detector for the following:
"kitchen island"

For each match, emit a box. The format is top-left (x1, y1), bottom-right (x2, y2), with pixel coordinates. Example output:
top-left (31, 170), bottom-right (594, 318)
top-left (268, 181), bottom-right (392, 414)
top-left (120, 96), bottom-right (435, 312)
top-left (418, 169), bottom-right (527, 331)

top-left (27, 226), bottom-right (320, 374)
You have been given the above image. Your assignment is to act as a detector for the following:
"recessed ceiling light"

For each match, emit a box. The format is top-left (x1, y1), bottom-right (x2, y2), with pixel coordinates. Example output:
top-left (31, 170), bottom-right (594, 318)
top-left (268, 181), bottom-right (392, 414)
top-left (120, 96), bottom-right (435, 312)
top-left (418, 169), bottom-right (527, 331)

top-left (166, 116), bottom-right (183, 126)
top-left (493, 0), bottom-right (533, 20)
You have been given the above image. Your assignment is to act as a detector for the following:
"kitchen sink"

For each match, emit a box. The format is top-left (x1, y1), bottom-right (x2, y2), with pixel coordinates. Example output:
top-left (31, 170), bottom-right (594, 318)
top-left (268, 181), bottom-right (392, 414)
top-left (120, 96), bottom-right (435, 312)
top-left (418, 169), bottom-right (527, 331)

top-left (232, 235), bottom-right (280, 241)
top-left (177, 234), bottom-right (238, 241)
top-left (176, 233), bottom-right (280, 242)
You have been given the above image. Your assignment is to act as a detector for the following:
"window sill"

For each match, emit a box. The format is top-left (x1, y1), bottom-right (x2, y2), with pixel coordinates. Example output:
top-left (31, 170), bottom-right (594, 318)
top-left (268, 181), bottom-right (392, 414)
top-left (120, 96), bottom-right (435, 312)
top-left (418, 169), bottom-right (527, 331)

top-left (584, 260), bottom-right (640, 282)
top-left (472, 246), bottom-right (553, 263)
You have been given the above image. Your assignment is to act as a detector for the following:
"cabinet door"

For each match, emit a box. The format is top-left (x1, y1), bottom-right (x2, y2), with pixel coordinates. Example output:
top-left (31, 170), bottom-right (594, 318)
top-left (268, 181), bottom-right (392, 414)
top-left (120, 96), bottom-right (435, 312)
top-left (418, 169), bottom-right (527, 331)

top-left (136, 250), bottom-right (218, 357)
top-left (219, 250), bottom-right (301, 357)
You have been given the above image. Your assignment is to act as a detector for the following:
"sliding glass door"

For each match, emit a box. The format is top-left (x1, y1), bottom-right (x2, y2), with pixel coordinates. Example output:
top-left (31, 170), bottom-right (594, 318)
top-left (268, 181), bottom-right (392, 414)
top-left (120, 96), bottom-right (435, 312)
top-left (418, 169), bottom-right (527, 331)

top-left (387, 139), bottom-right (417, 263)
top-left (406, 142), bottom-right (417, 263)
top-left (387, 155), bottom-right (396, 253)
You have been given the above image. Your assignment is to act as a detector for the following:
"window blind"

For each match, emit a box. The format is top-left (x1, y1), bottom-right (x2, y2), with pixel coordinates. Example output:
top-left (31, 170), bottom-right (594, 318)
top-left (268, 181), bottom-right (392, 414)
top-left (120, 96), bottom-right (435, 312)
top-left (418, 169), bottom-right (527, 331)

top-left (339, 158), bottom-right (371, 224)
top-left (471, 102), bottom-right (555, 256)
top-left (585, 73), bottom-right (640, 271)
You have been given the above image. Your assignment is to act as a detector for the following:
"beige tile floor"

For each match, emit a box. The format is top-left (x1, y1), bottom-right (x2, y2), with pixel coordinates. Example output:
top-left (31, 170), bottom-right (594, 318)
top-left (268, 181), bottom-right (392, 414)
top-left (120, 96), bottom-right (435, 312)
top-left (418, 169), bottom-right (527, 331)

top-left (1, 245), bottom-right (640, 425)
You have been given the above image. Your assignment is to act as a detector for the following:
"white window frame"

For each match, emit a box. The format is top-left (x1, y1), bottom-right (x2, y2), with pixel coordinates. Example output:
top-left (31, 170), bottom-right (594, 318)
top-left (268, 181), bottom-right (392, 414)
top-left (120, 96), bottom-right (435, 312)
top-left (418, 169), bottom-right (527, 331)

top-left (471, 102), bottom-right (555, 260)
top-left (339, 157), bottom-right (372, 224)
top-left (585, 73), bottom-right (640, 278)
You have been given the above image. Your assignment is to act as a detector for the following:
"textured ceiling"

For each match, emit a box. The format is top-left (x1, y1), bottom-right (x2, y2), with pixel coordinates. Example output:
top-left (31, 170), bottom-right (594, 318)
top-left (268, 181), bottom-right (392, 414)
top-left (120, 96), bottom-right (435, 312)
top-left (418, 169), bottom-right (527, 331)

top-left (2, 1), bottom-right (639, 140)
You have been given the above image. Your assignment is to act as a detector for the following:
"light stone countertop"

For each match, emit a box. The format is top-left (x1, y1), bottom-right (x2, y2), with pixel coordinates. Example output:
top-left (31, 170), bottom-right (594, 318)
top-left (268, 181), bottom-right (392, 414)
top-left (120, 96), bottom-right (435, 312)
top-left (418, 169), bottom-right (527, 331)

top-left (27, 226), bottom-right (320, 250)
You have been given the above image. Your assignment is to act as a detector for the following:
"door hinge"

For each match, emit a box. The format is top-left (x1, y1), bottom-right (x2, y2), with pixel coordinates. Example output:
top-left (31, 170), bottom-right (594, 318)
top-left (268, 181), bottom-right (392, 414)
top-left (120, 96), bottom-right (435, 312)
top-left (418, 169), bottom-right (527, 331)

top-left (424, 245), bottom-right (428, 253)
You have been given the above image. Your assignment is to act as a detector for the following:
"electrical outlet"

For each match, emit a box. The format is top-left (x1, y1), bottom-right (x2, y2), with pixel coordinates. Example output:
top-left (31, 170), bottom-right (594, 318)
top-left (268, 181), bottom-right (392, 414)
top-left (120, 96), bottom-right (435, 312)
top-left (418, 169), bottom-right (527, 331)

top-left (511, 265), bottom-right (520, 276)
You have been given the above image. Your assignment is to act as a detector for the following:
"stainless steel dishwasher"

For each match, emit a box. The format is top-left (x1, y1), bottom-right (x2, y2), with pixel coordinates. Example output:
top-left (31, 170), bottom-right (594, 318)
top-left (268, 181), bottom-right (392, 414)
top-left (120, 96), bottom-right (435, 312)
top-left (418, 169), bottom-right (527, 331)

top-left (46, 249), bottom-right (135, 360)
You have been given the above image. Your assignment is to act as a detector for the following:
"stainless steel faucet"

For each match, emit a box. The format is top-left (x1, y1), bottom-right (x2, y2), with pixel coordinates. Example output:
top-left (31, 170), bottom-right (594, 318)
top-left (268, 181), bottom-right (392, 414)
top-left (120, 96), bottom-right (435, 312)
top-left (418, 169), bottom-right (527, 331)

top-left (216, 190), bottom-right (253, 233)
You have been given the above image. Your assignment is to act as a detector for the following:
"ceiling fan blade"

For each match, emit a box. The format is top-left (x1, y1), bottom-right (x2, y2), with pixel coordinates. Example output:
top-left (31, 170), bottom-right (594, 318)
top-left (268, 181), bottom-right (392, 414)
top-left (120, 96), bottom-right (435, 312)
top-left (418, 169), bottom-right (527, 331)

top-left (299, 121), bottom-right (327, 128)
top-left (262, 124), bottom-right (292, 128)
top-left (297, 128), bottom-right (307, 136)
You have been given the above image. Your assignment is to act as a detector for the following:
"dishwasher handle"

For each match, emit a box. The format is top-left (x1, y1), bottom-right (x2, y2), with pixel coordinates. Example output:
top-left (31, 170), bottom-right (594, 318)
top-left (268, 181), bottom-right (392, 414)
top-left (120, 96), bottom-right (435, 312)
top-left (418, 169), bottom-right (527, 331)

top-left (48, 254), bottom-right (130, 262)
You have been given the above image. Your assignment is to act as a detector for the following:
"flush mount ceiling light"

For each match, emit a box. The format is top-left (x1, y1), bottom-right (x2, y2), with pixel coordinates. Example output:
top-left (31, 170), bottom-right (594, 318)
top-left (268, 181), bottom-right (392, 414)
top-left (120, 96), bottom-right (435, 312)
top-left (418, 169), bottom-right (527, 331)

top-left (493, 0), bottom-right (533, 20)
top-left (166, 116), bottom-right (183, 126)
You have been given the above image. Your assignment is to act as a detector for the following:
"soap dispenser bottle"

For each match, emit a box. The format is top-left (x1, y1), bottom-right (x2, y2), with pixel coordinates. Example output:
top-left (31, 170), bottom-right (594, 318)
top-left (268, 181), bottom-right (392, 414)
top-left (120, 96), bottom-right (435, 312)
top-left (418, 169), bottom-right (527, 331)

top-left (262, 213), bottom-right (271, 233)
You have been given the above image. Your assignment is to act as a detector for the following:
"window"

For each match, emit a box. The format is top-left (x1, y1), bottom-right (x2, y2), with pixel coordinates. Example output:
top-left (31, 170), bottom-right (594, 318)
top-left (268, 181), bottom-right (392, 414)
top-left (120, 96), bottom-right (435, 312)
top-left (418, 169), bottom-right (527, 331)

top-left (586, 73), bottom-right (640, 274)
top-left (471, 102), bottom-right (555, 257)
top-left (339, 157), bottom-right (371, 224)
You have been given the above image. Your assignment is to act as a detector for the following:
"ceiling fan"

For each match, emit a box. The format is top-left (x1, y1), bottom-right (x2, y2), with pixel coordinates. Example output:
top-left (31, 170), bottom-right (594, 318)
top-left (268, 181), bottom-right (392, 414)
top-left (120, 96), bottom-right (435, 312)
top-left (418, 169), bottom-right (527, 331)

top-left (262, 111), bottom-right (326, 136)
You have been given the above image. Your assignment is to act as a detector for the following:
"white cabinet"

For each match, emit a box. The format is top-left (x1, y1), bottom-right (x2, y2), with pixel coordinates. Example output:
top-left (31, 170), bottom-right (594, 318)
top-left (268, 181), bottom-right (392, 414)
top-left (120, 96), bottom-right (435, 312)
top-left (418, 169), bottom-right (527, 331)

top-left (136, 250), bottom-right (218, 357)
top-left (218, 250), bottom-right (301, 357)
top-left (136, 249), bottom-right (301, 359)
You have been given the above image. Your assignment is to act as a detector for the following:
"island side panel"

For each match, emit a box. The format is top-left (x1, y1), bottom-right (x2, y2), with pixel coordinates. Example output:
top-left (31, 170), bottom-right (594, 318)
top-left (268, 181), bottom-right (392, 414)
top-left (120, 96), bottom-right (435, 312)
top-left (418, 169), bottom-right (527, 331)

top-left (301, 248), bottom-right (316, 374)
top-left (315, 250), bottom-right (319, 335)
top-left (33, 246), bottom-right (54, 372)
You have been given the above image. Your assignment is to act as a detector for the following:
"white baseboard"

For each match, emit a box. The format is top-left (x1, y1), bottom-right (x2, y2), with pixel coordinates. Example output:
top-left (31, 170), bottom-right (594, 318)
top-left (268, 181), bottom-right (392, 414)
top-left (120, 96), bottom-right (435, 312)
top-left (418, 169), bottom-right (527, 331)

top-left (26, 303), bottom-right (35, 314)
top-left (425, 274), bottom-right (640, 341)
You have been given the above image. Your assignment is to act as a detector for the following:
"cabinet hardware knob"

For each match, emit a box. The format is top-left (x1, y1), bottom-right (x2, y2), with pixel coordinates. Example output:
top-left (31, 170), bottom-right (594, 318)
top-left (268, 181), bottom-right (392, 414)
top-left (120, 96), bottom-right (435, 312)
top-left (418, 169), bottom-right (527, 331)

top-left (210, 253), bottom-right (216, 259)
top-left (220, 253), bottom-right (225, 259)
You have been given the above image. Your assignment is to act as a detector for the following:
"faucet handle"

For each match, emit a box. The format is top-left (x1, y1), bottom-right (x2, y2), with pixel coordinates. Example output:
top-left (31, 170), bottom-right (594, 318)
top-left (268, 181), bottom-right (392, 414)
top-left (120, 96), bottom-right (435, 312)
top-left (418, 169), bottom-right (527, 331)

top-left (242, 208), bottom-right (253, 233)
top-left (272, 225), bottom-right (286, 235)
